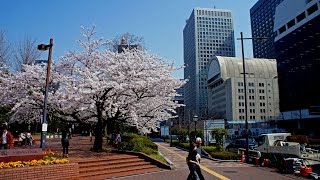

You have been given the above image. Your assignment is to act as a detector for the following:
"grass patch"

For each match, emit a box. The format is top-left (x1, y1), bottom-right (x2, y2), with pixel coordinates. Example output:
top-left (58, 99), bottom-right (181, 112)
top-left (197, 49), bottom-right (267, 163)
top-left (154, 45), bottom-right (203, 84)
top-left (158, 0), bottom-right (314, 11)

top-left (209, 151), bottom-right (239, 160)
top-left (119, 133), bottom-right (169, 165)
top-left (150, 153), bottom-right (168, 164)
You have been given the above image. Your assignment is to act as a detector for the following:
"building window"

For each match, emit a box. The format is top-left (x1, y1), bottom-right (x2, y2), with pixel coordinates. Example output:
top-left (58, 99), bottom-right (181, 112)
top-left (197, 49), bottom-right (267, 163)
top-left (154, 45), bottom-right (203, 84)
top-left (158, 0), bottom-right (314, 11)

top-left (297, 12), bottom-right (306, 22)
top-left (307, 4), bottom-right (318, 15)
top-left (287, 19), bottom-right (295, 29)
top-left (279, 25), bottom-right (286, 34)
top-left (259, 89), bottom-right (265, 93)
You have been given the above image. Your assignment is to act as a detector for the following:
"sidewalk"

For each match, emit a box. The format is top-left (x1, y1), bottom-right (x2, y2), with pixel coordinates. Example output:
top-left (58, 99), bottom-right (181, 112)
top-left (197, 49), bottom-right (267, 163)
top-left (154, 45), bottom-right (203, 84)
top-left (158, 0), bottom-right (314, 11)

top-left (45, 136), bottom-right (115, 162)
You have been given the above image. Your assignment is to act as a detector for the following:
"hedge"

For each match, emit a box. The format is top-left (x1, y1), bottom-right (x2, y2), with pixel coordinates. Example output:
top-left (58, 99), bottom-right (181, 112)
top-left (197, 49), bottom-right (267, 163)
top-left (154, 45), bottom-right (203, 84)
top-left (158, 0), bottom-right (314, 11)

top-left (119, 133), bottom-right (158, 155)
top-left (170, 142), bottom-right (238, 160)
top-left (210, 151), bottom-right (240, 160)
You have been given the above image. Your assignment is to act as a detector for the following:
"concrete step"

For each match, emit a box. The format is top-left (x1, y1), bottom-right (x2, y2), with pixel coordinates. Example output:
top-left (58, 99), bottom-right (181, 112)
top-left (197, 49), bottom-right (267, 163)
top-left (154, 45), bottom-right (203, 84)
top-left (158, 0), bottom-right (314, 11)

top-left (74, 154), bottom-right (137, 164)
top-left (78, 158), bottom-right (146, 169)
top-left (79, 161), bottom-right (152, 174)
top-left (79, 164), bottom-right (159, 179)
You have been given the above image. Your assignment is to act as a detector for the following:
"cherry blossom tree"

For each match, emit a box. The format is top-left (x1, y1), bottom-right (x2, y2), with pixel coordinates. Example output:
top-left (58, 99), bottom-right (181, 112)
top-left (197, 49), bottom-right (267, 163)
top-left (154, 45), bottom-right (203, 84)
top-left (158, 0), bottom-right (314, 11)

top-left (56, 26), bottom-right (184, 151)
top-left (0, 26), bottom-right (185, 151)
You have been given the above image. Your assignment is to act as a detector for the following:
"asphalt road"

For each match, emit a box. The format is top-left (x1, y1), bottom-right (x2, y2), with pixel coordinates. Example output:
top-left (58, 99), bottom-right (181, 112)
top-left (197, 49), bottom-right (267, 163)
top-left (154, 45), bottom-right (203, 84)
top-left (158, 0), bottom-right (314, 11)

top-left (112, 142), bottom-right (305, 180)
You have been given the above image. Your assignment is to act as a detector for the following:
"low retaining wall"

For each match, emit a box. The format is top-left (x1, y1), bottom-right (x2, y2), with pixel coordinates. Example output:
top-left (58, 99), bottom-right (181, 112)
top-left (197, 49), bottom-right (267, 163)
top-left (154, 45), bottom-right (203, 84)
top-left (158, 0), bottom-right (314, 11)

top-left (0, 163), bottom-right (79, 180)
top-left (112, 150), bottom-right (172, 170)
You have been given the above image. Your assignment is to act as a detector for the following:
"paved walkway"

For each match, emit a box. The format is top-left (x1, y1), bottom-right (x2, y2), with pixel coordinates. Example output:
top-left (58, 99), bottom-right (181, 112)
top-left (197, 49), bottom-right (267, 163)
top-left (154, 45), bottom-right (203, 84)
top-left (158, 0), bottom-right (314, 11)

top-left (45, 136), bottom-right (115, 162)
top-left (119, 142), bottom-right (305, 180)
top-left (40, 136), bottom-right (305, 180)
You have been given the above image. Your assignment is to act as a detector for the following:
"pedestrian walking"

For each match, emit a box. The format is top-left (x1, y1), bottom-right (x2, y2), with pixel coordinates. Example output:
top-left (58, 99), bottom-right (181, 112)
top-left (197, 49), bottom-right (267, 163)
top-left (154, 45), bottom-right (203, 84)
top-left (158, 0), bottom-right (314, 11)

top-left (113, 131), bottom-right (121, 148)
top-left (186, 141), bottom-right (205, 180)
top-left (0, 127), bottom-right (14, 149)
top-left (195, 137), bottom-right (212, 160)
top-left (89, 130), bottom-right (93, 142)
top-left (61, 130), bottom-right (71, 158)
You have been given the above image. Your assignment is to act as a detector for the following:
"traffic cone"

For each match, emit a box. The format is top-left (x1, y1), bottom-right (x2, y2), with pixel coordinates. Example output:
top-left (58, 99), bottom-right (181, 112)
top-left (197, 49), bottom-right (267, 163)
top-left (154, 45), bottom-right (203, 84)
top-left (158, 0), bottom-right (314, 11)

top-left (241, 151), bottom-right (245, 163)
top-left (255, 157), bottom-right (260, 166)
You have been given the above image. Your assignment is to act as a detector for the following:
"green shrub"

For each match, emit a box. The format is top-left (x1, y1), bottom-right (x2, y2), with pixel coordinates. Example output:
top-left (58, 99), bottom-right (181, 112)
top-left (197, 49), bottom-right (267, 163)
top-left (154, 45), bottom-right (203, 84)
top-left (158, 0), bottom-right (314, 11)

top-left (119, 134), bottom-right (158, 152)
top-left (173, 142), bottom-right (190, 149)
top-left (203, 146), bottom-right (217, 153)
top-left (209, 151), bottom-right (239, 160)
top-left (142, 147), bottom-right (158, 155)
top-left (150, 153), bottom-right (167, 164)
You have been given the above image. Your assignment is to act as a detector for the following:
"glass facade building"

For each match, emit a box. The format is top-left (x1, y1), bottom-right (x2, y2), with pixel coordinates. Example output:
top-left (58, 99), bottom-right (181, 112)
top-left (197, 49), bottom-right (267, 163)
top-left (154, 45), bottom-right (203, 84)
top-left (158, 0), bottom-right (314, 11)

top-left (250, 0), bottom-right (284, 58)
top-left (273, 0), bottom-right (320, 113)
top-left (183, 8), bottom-right (235, 117)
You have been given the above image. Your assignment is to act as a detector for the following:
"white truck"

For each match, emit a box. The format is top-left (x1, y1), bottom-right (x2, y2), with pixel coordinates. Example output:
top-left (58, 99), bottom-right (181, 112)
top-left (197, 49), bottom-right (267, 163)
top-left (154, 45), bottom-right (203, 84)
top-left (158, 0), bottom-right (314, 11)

top-left (257, 133), bottom-right (320, 162)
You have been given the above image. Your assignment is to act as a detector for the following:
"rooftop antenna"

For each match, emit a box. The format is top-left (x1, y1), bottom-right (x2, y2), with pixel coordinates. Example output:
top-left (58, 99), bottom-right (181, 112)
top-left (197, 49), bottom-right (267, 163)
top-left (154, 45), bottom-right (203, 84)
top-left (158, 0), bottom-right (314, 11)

top-left (213, 0), bottom-right (216, 9)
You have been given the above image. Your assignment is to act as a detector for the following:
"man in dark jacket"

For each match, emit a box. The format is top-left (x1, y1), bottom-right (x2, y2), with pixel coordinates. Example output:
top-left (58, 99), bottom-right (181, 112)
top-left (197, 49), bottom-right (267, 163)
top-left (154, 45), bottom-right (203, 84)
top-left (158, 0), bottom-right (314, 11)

top-left (61, 130), bottom-right (70, 157)
top-left (186, 141), bottom-right (205, 180)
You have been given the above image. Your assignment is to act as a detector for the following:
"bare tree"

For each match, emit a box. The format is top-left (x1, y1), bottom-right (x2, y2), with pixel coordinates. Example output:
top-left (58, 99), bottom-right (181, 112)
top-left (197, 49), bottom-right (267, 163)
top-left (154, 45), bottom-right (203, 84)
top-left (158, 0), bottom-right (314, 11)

top-left (0, 30), bottom-right (12, 68)
top-left (14, 36), bottom-right (41, 71)
top-left (108, 32), bottom-right (144, 52)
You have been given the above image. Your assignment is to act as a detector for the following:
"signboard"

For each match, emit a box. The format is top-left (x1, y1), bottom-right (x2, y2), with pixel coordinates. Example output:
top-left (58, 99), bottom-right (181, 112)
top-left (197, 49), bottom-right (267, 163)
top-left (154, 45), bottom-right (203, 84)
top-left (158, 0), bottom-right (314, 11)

top-left (160, 126), bottom-right (169, 137)
top-left (0, 148), bottom-right (43, 163)
top-left (203, 119), bottom-right (225, 145)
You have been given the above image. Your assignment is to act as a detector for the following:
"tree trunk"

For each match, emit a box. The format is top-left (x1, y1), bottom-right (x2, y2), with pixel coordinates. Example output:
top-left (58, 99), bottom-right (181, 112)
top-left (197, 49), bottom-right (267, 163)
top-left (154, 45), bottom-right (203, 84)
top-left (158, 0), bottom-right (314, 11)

top-left (92, 105), bottom-right (104, 151)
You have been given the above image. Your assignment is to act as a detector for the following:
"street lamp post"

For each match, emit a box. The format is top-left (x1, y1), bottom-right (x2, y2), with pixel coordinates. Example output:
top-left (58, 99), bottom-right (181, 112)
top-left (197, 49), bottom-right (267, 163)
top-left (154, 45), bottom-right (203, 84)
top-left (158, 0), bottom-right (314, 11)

top-left (38, 38), bottom-right (53, 150)
top-left (237, 32), bottom-right (267, 162)
top-left (193, 115), bottom-right (198, 138)
top-left (170, 121), bottom-right (173, 147)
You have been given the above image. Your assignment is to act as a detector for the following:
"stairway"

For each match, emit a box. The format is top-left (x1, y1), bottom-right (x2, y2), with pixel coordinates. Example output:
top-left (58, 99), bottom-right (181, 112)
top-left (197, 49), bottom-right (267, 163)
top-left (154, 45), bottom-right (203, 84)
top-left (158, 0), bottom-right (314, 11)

top-left (76, 154), bottom-right (162, 180)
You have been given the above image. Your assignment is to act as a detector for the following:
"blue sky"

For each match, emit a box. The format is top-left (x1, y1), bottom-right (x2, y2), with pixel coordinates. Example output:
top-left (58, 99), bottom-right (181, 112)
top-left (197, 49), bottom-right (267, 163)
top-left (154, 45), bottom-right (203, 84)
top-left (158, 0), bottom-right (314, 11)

top-left (0, 0), bottom-right (258, 78)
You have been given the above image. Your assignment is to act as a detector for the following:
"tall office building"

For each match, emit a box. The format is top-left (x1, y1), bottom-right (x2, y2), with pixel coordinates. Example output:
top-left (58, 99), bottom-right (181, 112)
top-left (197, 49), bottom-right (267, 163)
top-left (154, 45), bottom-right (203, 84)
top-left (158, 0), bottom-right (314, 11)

top-left (274, 0), bottom-right (320, 115)
top-left (183, 7), bottom-right (235, 119)
top-left (250, 0), bottom-right (284, 58)
top-left (207, 56), bottom-right (279, 125)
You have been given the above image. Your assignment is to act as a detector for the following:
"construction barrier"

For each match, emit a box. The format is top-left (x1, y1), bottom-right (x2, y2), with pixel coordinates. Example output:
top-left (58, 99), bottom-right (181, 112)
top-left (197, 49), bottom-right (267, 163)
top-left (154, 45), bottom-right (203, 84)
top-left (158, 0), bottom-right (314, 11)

top-left (263, 159), bottom-right (270, 167)
top-left (300, 166), bottom-right (312, 177)
top-left (241, 151), bottom-right (245, 163)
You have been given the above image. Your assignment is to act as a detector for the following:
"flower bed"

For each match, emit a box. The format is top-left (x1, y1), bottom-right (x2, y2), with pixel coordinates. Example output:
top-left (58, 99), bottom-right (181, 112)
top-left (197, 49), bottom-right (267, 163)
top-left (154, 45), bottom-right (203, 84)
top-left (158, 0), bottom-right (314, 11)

top-left (0, 158), bottom-right (69, 169)
top-left (0, 149), bottom-right (78, 179)
top-left (0, 149), bottom-right (69, 169)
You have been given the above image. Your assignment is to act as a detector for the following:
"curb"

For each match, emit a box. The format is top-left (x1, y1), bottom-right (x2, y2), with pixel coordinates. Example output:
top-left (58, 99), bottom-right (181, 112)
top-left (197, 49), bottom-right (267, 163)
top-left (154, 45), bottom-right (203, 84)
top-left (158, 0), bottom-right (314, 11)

top-left (159, 151), bottom-right (175, 170)
top-left (111, 150), bottom-right (173, 170)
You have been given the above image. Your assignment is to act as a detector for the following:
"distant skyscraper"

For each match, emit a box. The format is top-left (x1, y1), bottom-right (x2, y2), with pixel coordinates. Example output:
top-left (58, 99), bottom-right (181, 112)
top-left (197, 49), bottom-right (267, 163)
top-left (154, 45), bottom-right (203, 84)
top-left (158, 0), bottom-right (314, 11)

top-left (250, 0), bottom-right (284, 58)
top-left (183, 7), bottom-right (235, 118)
top-left (117, 37), bottom-right (138, 53)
